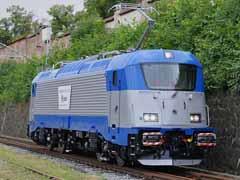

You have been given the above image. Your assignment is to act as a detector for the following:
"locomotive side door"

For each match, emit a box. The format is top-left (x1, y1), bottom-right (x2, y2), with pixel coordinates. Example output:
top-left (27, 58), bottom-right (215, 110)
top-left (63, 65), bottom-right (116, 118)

top-left (109, 70), bottom-right (120, 140)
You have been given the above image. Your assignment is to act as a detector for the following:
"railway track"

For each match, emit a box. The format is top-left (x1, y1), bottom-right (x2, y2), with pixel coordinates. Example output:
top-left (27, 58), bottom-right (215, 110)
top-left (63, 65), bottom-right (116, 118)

top-left (0, 135), bottom-right (238, 180)
top-left (10, 161), bottom-right (62, 180)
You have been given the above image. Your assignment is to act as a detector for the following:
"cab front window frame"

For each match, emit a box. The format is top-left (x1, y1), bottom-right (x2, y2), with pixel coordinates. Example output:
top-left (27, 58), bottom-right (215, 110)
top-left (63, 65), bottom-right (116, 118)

top-left (141, 63), bottom-right (197, 91)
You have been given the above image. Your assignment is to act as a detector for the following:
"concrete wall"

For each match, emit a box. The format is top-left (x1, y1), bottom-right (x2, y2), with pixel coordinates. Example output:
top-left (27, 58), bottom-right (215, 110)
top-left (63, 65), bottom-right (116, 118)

top-left (105, 9), bottom-right (145, 29)
top-left (105, 0), bottom-right (154, 29)
top-left (52, 34), bottom-right (71, 49)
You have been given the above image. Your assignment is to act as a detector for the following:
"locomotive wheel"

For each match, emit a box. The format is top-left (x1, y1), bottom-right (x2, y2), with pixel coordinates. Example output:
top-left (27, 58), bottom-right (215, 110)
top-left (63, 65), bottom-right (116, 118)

top-left (33, 131), bottom-right (40, 144)
top-left (115, 147), bottom-right (127, 166)
top-left (96, 152), bottom-right (109, 162)
top-left (47, 140), bottom-right (54, 151)
top-left (96, 152), bottom-right (103, 162)
top-left (58, 140), bottom-right (66, 154)
top-left (116, 155), bottom-right (125, 166)
top-left (47, 133), bottom-right (58, 151)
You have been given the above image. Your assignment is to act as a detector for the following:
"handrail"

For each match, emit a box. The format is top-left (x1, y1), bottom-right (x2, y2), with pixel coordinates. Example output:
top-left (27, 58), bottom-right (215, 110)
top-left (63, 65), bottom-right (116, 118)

top-left (206, 105), bottom-right (210, 126)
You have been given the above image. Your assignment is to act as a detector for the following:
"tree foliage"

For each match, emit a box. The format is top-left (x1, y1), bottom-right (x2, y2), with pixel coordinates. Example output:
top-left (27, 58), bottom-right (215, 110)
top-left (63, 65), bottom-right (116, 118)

top-left (7, 5), bottom-right (39, 39)
top-left (1, 0), bottom-right (240, 104)
top-left (0, 59), bottom-right (39, 104)
top-left (48, 5), bottom-right (75, 36)
top-left (147, 0), bottom-right (240, 91)
top-left (49, 0), bottom-right (240, 92)
top-left (0, 18), bottom-right (12, 44)
top-left (0, 5), bottom-right (39, 44)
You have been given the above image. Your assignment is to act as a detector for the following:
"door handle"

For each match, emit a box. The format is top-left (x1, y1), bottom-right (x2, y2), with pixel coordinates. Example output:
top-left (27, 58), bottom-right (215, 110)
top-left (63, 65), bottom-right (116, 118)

top-left (115, 105), bottom-right (118, 112)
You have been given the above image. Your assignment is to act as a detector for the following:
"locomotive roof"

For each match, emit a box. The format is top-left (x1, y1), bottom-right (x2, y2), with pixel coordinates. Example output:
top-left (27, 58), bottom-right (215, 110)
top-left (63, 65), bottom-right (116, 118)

top-left (33, 49), bottom-right (202, 83)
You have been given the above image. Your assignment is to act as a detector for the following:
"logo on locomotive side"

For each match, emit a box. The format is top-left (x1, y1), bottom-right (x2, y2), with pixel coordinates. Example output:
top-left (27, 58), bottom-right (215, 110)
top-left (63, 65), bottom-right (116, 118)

top-left (58, 85), bottom-right (72, 110)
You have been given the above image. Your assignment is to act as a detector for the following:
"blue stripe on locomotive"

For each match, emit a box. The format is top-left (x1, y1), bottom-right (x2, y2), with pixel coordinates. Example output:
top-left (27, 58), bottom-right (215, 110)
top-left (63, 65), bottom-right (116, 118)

top-left (30, 49), bottom-right (209, 146)
top-left (30, 114), bottom-right (215, 146)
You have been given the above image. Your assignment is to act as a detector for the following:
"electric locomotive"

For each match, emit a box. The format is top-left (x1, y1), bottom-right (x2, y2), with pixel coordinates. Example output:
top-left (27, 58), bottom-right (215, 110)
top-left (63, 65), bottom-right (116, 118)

top-left (28, 49), bottom-right (216, 166)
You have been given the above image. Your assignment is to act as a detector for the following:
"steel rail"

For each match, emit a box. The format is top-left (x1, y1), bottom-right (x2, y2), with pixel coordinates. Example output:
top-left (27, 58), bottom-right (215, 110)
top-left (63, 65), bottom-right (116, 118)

top-left (0, 135), bottom-right (237, 180)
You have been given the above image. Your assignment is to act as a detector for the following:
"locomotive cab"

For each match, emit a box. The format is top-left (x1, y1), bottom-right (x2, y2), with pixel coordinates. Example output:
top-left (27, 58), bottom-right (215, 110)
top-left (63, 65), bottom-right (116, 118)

top-left (107, 50), bottom-right (216, 166)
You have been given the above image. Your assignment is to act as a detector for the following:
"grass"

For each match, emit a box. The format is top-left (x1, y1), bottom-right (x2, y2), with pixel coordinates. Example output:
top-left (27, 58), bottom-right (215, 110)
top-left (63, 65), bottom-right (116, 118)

top-left (0, 160), bottom-right (49, 180)
top-left (0, 145), bottom-right (104, 180)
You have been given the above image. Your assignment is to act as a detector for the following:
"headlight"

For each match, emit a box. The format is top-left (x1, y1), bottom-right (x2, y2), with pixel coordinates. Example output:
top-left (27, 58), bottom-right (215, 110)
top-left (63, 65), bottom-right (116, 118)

top-left (143, 113), bottom-right (159, 122)
top-left (190, 114), bottom-right (201, 123)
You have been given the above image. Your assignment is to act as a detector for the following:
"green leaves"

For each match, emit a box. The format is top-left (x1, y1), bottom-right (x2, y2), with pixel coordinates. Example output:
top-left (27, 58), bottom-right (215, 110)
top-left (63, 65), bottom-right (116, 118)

top-left (49, 0), bottom-right (240, 92)
top-left (0, 18), bottom-right (12, 44)
top-left (144, 0), bottom-right (240, 92)
top-left (71, 12), bottom-right (105, 40)
top-left (48, 5), bottom-right (75, 36)
top-left (0, 59), bottom-right (39, 104)
top-left (2, 0), bottom-right (240, 104)
top-left (0, 5), bottom-right (39, 44)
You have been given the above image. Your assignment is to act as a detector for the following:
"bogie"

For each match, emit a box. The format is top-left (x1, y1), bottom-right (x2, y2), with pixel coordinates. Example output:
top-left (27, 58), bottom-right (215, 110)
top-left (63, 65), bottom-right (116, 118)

top-left (31, 128), bottom-right (135, 166)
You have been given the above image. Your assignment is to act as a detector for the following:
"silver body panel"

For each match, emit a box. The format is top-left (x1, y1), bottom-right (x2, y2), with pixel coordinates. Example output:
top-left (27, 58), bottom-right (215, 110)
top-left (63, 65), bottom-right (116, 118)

top-left (109, 91), bottom-right (120, 127)
top-left (117, 90), bottom-right (208, 128)
top-left (31, 71), bottom-right (109, 117)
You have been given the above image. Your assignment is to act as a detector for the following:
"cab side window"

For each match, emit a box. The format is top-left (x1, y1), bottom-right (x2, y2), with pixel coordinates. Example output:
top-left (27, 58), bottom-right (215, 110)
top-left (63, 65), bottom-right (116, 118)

top-left (32, 83), bottom-right (37, 97)
top-left (112, 71), bottom-right (118, 86)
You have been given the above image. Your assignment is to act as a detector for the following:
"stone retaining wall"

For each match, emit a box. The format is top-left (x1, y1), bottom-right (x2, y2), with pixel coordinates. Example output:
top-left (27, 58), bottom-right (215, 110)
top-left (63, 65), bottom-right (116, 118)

top-left (206, 93), bottom-right (240, 174)
top-left (0, 102), bottom-right (29, 138)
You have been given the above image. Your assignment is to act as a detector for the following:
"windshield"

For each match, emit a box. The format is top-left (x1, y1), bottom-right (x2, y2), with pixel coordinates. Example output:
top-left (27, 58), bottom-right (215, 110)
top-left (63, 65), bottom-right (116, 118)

top-left (142, 63), bottom-right (196, 91)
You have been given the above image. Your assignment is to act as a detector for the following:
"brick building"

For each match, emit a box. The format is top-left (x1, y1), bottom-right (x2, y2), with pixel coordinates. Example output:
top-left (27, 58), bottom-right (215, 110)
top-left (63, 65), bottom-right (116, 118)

top-left (0, 26), bottom-right (71, 62)
top-left (0, 0), bottom-right (155, 62)
top-left (105, 0), bottom-right (155, 29)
